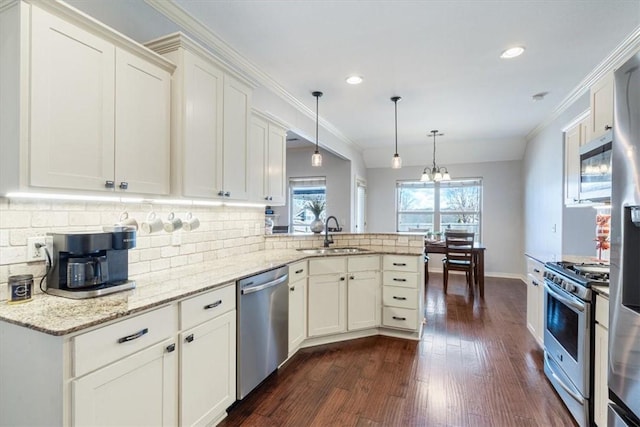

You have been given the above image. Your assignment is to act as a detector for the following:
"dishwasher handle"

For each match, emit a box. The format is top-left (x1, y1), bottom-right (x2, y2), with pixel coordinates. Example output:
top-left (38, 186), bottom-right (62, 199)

top-left (240, 274), bottom-right (288, 295)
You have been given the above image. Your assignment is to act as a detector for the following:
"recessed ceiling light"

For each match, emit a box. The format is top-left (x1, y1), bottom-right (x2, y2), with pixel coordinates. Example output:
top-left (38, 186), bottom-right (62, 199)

top-left (500, 46), bottom-right (525, 59)
top-left (346, 75), bottom-right (363, 85)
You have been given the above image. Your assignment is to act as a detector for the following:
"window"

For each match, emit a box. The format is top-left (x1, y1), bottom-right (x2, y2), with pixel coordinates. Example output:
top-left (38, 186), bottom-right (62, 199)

top-left (396, 178), bottom-right (482, 239)
top-left (289, 177), bottom-right (326, 233)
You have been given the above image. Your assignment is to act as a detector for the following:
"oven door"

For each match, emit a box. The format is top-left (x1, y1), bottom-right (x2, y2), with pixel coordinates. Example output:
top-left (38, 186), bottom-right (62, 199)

top-left (543, 279), bottom-right (591, 395)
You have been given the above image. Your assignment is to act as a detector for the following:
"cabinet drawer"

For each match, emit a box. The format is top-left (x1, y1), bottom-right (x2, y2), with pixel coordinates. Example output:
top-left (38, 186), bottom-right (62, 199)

top-left (382, 307), bottom-right (417, 330)
top-left (595, 294), bottom-right (609, 329)
top-left (73, 304), bottom-right (177, 377)
top-left (347, 255), bottom-right (380, 272)
top-left (382, 286), bottom-right (418, 309)
top-left (527, 258), bottom-right (545, 282)
top-left (289, 260), bottom-right (308, 281)
top-left (382, 271), bottom-right (419, 288)
top-left (383, 255), bottom-right (419, 273)
top-left (181, 283), bottom-right (236, 330)
top-left (309, 257), bottom-right (346, 275)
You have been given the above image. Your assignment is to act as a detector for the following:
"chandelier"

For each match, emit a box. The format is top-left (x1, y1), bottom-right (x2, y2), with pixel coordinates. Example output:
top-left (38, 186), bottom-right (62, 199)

top-left (420, 130), bottom-right (450, 182)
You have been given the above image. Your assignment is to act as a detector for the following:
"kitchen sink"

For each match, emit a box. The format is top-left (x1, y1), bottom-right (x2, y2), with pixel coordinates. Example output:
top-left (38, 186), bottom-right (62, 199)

top-left (297, 247), bottom-right (369, 255)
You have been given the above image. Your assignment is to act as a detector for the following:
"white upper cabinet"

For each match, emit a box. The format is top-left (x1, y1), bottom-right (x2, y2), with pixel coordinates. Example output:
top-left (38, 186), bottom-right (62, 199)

top-left (146, 33), bottom-right (255, 201)
top-left (0, 2), bottom-right (174, 196)
top-left (590, 72), bottom-right (614, 141)
top-left (564, 114), bottom-right (590, 205)
top-left (249, 112), bottom-right (287, 205)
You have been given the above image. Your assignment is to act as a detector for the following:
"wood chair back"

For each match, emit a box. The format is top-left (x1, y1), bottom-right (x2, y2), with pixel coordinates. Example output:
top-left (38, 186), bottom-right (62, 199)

top-left (444, 231), bottom-right (474, 266)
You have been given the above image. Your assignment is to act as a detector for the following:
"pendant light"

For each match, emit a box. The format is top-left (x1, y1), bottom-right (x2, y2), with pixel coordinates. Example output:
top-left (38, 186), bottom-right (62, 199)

top-left (391, 96), bottom-right (402, 169)
top-left (311, 91), bottom-right (323, 167)
top-left (420, 130), bottom-right (451, 182)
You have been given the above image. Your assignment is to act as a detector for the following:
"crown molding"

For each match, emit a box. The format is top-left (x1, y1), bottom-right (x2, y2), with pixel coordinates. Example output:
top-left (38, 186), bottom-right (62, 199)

top-left (143, 0), bottom-right (359, 150)
top-left (527, 25), bottom-right (640, 142)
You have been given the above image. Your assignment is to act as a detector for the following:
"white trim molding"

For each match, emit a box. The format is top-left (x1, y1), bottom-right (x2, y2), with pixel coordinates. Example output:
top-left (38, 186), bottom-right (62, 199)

top-left (143, 0), bottom-right (358, 150)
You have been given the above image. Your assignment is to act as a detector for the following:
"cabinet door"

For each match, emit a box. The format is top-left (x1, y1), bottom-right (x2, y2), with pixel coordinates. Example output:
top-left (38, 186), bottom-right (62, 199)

top-left (267, 123), bottom-right (287, 205)
top-left (564, 123), bottom-right (581, 204)
top-left (222, 74), bottom-right (251, 200)
top-left (590, 72), bottom-right (614, 140)
top-left (526, 274), bottom-right (541, 343)
top-left (594, 322), bottom-right (608, 427)
top-left (73, 338), bottom-right (177, 426)
top-left (348, 272), bottom-right (380, 330)
top-left (180, 310), bottom-right (236, 427)
top-left (115, 48), bottom-right (171, 195)
top-left (248, 115), bottom-right (268, 202)
top-left (288, 278), bottom-right (307, 354)
top-left (30, 6), bottom-right (115, 191)
top-left (183, 52), bottom-right (224, 198)
top-left (308, 274), bottom-right (346, 337)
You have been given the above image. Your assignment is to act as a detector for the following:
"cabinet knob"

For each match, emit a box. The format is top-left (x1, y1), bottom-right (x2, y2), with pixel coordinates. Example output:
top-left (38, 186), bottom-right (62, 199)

top-left (340, 277), bottom-right (345, 281)
top-left (119, 181), bottom-right (128, 190)
top-left (166, 343), bottom-right (176, 353)
top-left (224, 191), bottom-right (231, 197)
top-left (105, 180), bottom-right (115, 189)
top-left (185, 334), bottom-right (194, 343)
top-left (218, 191), bottom-right (225, 197)
top-left (269, 196), bottom-right (273, 201)
top-left (605, 125), bottom-right (612, 131)
top-left (350, 275), bottom-right (354, 280)
top-left (290, 286), bottom-right (295, 292)
top-left (265, 196), bottom-right (270, 201)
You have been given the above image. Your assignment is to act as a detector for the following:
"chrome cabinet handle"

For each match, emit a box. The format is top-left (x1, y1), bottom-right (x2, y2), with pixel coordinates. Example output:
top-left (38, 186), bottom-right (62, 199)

top-left (105, 180), bottom-right (115, 189)
top-left (117, 328), bottom-right (148, 344)
top-left (204, 300), bottom-right (222, 310)
top-left (392, 316), bottom-right (406, 321)
top-left (393, 296), bottom-right (407, 300)
top-left (166, 343), bottom-right (176, 353)
top-left (119, 181), bottom-right (128, 190)
top-left (185, 334), bottom-right (194, 343)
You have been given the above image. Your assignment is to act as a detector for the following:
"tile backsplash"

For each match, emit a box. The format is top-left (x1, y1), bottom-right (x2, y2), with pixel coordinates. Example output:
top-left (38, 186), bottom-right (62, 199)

top-left (0, 198), bottom-right (266, 301)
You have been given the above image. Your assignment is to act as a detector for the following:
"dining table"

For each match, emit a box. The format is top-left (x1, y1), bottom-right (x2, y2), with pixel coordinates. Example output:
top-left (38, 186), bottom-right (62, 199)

top-left (424, 240), bottom-right (487, 297)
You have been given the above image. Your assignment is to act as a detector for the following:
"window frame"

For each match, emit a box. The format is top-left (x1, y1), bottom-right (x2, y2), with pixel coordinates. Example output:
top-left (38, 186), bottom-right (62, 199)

top-left (395, 178), bottom-right (483, 240)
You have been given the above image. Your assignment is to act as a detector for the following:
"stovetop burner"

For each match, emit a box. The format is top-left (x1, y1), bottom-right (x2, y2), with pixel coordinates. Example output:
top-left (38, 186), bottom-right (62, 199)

top-left (546, 261), bottom-right (610, 286)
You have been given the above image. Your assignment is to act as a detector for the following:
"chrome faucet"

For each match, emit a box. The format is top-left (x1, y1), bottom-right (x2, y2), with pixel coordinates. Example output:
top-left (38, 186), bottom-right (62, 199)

top-left (324, 216), bottom-right (339, 247)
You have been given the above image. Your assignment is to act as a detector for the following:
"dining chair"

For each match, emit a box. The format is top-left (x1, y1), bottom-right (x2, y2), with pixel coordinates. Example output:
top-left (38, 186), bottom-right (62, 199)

top-left (442, 231), bottom-right (475, 295)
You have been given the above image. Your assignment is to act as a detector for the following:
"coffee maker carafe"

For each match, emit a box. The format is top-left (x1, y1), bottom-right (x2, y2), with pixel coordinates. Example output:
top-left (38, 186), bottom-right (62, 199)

top-left (47, 230), bottom-right (136, 299)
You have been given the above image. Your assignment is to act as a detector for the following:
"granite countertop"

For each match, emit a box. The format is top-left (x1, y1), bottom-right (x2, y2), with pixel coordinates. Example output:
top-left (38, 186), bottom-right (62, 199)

top-left (0, 246), bottom-right (421, 336)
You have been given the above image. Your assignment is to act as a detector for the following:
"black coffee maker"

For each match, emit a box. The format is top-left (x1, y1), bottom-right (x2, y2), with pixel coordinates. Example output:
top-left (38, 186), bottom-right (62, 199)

top-left (47, 229), bottom-right (136, 299)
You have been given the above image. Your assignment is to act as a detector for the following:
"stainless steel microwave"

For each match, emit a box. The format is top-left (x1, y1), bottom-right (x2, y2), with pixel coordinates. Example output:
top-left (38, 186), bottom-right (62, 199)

top-left (579, 130), bottom-right (612, 202)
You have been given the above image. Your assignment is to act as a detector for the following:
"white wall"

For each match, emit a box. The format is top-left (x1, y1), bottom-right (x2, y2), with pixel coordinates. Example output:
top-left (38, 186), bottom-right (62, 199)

top-left (366, 160), bottom-right (524, 276)
top-left (523, 93), bottom-right (594, 262)
top-left (272, 146), bottom-right (351, 231)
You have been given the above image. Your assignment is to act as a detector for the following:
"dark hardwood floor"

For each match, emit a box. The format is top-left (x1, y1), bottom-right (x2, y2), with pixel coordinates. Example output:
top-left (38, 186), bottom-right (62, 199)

top-left (220, 273), bottom-right (575, 426)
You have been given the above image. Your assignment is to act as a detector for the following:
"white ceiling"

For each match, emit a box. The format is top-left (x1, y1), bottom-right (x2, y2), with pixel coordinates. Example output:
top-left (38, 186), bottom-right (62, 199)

top-left (69, 0), bottom-right (640, 167)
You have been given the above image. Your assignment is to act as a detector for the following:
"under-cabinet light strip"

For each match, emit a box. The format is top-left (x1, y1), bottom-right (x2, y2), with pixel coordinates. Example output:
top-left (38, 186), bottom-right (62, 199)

top-left (4, 192), bottom-right (264, 208)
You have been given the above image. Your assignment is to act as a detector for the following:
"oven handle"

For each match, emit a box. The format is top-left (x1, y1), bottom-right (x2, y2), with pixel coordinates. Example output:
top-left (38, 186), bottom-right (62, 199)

top-left (544, 281), bottom-right (585, 312)
top-left (545, 353), bottom-right (586, 405)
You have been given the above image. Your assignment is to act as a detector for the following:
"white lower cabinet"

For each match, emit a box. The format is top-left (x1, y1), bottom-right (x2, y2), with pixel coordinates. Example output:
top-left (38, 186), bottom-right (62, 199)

top-left (288, 260), bottom-right (308, 354)
top-left (73, 338), bottom-right (177, 426)
top-left (381, 255), bottom-right (423, 333)
top-left (347, 256), bottom-right (380, 331)
top-left (308, 271), bottom-right (347, 337)
top-left (525, 257), bottom-right (545, 347)
top-left (594, 293), bottom-right (609, 427)
top-left (179, 283), bottom-right (236, 427)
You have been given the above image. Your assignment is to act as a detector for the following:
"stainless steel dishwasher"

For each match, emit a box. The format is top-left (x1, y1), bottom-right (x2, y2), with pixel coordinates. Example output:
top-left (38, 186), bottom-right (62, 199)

top-left (237, 265), bottom-right (289, 399)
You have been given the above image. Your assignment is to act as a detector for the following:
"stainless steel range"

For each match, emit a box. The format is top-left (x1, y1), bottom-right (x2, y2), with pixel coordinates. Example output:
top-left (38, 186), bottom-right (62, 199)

top-left (543, 261), bottom-right (609, 427)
